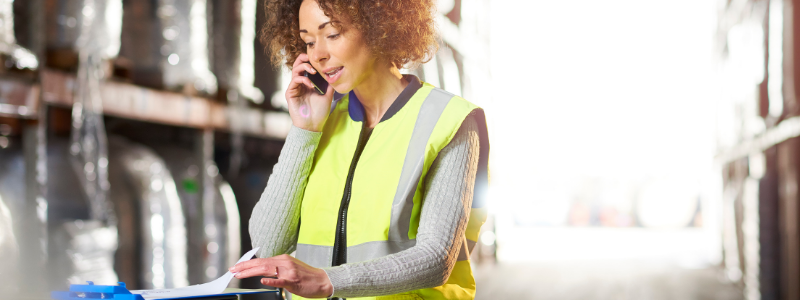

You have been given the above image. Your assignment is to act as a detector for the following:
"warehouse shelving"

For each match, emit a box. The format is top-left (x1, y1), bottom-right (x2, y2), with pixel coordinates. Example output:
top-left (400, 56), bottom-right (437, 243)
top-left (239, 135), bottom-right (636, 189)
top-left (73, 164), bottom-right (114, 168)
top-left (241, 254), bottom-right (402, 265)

top-left (716, 116), bottom-right (800, 164)
top-left (0, 69), bottom-right (291, 139)
top-left (0, 75), bottom-right (39, 119)
top-left (714, 0), bottom-right (800, 299)
top-left (0, 66), bottom-right (290, 295)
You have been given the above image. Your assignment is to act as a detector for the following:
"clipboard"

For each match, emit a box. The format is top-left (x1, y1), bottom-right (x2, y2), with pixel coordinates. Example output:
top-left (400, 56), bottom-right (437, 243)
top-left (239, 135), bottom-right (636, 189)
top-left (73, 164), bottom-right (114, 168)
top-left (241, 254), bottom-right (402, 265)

top-left (51, 282), bottom-right (278, 300)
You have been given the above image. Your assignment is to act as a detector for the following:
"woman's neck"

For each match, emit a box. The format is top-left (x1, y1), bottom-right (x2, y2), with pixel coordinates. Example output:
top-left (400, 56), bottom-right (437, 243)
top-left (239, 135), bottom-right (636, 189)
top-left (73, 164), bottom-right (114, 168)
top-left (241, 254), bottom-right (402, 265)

top-left (353, 64), bottom-right (408, 128)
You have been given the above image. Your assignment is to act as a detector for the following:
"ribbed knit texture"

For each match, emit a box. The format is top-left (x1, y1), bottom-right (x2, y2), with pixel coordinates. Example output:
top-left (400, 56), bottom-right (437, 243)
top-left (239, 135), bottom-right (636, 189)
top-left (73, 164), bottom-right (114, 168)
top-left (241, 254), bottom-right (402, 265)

top-left (249, 116), bottom-right (480, 298)
top-left (249, 125), bottom-right (322, 259)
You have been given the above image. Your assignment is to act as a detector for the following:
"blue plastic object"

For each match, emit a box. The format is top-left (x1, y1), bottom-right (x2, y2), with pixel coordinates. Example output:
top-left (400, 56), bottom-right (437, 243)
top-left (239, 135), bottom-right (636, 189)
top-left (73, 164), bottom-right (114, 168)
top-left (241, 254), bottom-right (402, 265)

top-left (51, 281), bottom-right (278, 300)
top-left (51, 282), bottom-right (144, 300)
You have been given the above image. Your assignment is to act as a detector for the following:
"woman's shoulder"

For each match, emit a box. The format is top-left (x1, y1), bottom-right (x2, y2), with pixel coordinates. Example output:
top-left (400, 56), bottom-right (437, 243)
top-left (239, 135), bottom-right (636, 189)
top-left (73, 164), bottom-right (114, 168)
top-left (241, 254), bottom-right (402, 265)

top-left (417, 82), bottom-right (481, 110)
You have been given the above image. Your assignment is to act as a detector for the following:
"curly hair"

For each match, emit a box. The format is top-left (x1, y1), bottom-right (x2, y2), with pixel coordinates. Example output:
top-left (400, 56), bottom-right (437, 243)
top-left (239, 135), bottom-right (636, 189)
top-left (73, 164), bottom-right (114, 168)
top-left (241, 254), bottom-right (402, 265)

top-left (260, 0), bottom-right (438, 70)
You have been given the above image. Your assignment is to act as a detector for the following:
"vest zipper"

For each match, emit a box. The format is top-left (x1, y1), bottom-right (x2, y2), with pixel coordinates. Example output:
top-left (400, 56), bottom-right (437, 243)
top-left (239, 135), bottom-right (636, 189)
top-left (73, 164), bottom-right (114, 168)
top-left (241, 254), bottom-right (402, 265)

top-left (331, 123), bottom-right (371, 270)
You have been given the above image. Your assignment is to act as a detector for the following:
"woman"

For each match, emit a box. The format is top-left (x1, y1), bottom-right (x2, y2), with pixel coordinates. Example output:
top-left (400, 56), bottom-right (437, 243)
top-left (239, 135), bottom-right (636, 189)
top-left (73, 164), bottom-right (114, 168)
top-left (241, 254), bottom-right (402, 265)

top-left (230, 0), bottom-right (489, 299)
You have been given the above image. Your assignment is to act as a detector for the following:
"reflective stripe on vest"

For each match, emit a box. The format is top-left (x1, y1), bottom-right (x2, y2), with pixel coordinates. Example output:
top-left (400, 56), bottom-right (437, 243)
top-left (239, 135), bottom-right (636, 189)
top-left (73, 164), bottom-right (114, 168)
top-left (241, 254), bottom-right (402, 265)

top-left (295, 83), bottom-right (489, 300)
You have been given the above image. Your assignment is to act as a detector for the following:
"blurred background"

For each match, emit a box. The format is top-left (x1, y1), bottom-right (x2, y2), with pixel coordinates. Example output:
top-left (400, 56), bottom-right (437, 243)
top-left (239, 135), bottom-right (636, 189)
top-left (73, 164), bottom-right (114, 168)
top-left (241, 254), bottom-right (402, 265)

top-left (0, 0), bottom-right (791, 299)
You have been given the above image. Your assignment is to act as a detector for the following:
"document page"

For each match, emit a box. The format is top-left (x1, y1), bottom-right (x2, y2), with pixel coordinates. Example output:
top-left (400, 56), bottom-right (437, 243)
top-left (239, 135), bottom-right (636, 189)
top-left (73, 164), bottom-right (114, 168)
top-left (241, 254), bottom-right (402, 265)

top-left (131, 248), bottom-right (260, 299)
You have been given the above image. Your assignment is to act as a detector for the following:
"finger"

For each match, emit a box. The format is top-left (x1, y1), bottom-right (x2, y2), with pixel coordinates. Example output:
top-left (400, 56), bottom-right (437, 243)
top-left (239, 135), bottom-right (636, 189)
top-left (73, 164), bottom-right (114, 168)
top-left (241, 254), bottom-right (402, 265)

top-left (230, 258), bottom-right (261, 272)
top-left (231, 258), bottom-right (281, 275)
top-left (234, 263), bottom-right (278, 279)
top-left (231, 257), bottom-right (279, 273)
top-left (287, 79), bottom-right (309, 98)
top-left (292, 53), bottom-right (309, 68)
top-left (290, 76), bottom-right (315, 90)
top-left (292, 62), bottom-right (316, 77)
top-left (261, 277), bottom-right (291, 288)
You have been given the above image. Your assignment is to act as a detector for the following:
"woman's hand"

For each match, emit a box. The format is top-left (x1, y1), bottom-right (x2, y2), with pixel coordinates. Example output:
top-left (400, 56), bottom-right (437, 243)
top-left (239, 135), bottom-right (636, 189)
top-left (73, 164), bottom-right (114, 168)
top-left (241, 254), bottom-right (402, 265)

top-left (286, 53), bottom-right (335, 132)
top-left (230, 254), bottom-right (334, 298)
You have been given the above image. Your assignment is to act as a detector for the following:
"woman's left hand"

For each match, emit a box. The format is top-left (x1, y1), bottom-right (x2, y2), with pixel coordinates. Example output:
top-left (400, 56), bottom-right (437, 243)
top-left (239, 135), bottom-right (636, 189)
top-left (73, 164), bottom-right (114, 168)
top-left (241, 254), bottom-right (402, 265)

top-left (230, 254), bottom-right (333, 298)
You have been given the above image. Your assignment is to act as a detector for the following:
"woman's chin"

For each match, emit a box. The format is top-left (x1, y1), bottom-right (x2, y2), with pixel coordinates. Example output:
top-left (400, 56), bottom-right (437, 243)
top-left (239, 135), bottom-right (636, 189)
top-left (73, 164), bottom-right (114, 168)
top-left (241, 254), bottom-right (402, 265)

top-left (332, 83), bottom-right (352, 95)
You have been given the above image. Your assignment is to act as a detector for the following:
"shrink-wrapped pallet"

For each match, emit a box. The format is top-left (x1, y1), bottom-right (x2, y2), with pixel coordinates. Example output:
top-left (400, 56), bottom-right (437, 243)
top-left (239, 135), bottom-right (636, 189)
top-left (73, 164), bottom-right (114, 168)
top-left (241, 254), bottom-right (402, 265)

top-left (152, 145), bottom-right (241, 285)
top-left (44, 0), bottom-right (121, 67)
top-left (209, 0), bottom-right (263, 104)
top-left (108, 136), bottom-right (188, 289)
top-left (0, 0), bottom-right (37, 70)
top-left (119, 0), bottom-right (216, 95)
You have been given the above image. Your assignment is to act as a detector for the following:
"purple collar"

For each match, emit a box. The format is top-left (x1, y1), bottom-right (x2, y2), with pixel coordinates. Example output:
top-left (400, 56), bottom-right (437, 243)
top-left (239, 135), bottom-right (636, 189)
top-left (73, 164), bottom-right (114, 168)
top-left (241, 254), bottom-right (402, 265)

top-left (347, 75), bottom-right (422, 122)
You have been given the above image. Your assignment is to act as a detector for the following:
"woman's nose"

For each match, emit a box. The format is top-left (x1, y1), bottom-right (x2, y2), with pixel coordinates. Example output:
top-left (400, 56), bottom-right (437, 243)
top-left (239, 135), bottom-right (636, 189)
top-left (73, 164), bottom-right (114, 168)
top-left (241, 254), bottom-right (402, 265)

top-left (312, 42), bottom-right (329, 64)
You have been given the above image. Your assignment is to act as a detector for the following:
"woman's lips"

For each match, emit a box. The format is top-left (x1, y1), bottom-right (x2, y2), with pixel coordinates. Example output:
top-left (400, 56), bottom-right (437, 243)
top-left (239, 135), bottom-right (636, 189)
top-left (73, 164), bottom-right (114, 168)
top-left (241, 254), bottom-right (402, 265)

top-left (324, 66), bottom-right (344, 83)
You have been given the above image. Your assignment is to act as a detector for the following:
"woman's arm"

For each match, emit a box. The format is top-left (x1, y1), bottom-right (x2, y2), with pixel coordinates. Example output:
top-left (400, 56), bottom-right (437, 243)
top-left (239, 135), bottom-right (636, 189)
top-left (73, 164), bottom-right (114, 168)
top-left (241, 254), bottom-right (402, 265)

top-left (249, 125), bottom-right (323, 259)
top-left (323, 115), bottom-right (481, 297)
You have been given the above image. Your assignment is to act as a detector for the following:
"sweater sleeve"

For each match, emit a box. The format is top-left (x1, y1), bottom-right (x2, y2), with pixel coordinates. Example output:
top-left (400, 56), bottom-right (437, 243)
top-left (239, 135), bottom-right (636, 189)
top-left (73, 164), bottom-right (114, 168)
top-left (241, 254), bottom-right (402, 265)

top-left (249, 125), bottom-right (322, 259)
top-left (322, 116), bottom-right (481, 298)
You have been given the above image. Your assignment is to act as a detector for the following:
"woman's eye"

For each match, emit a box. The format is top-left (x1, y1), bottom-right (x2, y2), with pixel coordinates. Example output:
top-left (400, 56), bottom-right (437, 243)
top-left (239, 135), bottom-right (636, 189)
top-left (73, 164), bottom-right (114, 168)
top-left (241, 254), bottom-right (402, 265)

top-left (328, 33), bottom-right (340, 39)
top-left (306, 42), bottom-right (315, 48)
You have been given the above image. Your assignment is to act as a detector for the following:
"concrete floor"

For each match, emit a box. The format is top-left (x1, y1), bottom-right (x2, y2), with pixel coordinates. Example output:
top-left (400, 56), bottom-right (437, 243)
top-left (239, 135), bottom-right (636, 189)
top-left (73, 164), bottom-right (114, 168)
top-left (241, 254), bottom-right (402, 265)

top-left (473, 260), bottom-right (743, 300)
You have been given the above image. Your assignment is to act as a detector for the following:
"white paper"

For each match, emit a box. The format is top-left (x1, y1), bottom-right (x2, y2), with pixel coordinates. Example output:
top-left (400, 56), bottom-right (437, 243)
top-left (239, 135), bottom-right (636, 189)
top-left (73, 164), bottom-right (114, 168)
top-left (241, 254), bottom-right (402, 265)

top-left (131, 247), bottom-right (260, 299)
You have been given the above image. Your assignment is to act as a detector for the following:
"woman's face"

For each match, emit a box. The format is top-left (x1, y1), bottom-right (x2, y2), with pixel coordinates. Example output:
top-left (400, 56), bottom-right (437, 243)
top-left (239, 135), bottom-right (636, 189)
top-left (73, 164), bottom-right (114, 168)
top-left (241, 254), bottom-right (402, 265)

top-left (298, 0), bottom-right (375, 94)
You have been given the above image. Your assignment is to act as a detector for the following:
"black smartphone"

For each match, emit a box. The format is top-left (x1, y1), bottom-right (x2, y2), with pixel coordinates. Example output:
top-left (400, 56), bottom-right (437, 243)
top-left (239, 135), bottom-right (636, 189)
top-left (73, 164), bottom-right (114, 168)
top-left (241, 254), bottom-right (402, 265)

top-left (304, 65), bottom-right (329, 95)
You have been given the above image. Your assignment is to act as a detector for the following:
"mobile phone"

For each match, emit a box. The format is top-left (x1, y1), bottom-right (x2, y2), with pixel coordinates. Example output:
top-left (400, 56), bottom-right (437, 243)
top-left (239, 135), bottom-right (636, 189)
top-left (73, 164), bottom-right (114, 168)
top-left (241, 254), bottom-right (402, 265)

top-left (304, 65), bottom-right (328, 95)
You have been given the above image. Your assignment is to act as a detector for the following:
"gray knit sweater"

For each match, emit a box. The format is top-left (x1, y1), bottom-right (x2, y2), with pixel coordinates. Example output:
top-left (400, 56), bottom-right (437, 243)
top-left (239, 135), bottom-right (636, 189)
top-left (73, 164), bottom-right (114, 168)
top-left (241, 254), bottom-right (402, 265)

top-left (249, 115), bottom-right (479, 298)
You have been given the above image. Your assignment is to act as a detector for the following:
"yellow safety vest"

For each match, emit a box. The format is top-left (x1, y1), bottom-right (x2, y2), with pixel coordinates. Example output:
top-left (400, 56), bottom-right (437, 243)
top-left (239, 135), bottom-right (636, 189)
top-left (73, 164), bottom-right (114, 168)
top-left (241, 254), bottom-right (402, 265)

top-left (295, 81), bottom-right (489, 300)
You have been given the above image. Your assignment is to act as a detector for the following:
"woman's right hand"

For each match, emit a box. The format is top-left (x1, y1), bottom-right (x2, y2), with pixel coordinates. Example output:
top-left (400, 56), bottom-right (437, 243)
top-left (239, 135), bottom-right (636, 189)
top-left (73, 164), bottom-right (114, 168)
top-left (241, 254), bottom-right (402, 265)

top-left (285, 53), bottom-right (335, 132)
top-left (231, 254), bottom-right (334, 298)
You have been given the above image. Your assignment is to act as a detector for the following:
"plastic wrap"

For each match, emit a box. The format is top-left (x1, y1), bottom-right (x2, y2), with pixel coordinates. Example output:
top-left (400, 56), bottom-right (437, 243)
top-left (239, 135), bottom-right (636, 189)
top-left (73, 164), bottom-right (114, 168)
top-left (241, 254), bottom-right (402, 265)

top-left (209, 0), bottom-right (240, 93)
top-left (0, 194), bottom-right (18, 289)
top-left (223, 156), bottom-right (278, 273)
top-left (49, 2), bottom-right (121, 201)
top-left (69, 0), bottom-right (122, 223)
top-left (0, 191), bottom-right (19, 264)
top-left (158, 0), bottom-right (217, 94)
top-left (209, 0), bottom-right (264, 176)
top-left (45, 0), bottom-right (122, 58)
top-left (218, 182), bottom-right (241, 271)
top-left (108, 137), bottom-right (188, 290)
top-left (209, 0), bottom-right (263, 103)
top-left (0, 193), bottom-right (17, 257)
top-left (46, 137), bottom-right (119, 289)
top-left (0, 143), bottom-right (22, 295)
top-left (50, 220), bottom-right (119, 285)
top-left (0, 0), bottom-right (37, 69)
top-left (117, 0), bottom-right (163, 88)
top-left (153, 146), bottom-right (241, 285)
top-left (70, 52), bottom-right (111, 222)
